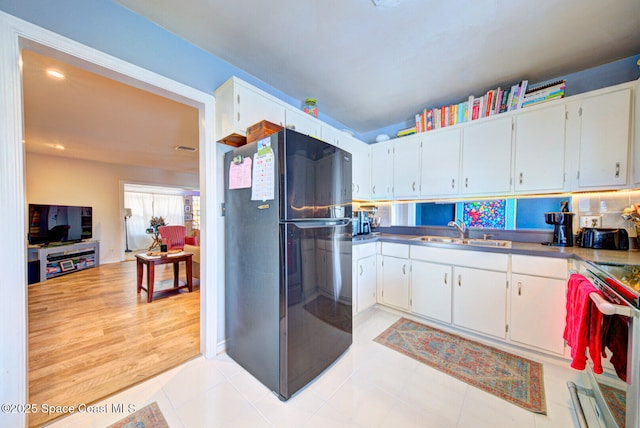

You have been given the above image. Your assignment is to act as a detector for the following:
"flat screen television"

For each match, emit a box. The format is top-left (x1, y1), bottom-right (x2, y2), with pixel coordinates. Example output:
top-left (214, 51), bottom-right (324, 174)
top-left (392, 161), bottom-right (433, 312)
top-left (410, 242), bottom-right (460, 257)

top-left (28, 204), bottom-right (93, 245)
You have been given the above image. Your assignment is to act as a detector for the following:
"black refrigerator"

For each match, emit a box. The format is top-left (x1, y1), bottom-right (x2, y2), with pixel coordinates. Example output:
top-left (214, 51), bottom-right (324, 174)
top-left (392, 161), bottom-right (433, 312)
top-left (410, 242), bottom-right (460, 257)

top-left (224, 129), bottom-right (353, 400)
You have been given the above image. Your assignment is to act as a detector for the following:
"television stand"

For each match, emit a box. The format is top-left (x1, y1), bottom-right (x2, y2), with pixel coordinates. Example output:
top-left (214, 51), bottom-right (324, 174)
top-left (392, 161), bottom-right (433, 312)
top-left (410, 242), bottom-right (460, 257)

top-left (28, 241), bottom-right (100, 284)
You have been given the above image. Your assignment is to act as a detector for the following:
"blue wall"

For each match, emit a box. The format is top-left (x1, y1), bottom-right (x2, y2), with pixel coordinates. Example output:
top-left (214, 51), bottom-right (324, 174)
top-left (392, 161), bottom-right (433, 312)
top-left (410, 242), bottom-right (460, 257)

top-left (1, 0), bottom-right (638, 142)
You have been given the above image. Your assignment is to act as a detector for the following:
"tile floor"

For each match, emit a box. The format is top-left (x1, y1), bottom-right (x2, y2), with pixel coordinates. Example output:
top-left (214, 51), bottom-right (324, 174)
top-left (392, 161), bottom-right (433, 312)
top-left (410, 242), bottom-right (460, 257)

top-left (46, 308), bottom-right (585, 428)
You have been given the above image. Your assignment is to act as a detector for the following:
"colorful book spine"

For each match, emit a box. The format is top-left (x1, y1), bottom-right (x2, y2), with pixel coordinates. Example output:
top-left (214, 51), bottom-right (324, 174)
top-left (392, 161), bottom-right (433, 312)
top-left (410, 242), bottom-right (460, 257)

top-left (515, 80), bottom-right (528, 110)
top-left (427, 109), bottom-right (433, 131)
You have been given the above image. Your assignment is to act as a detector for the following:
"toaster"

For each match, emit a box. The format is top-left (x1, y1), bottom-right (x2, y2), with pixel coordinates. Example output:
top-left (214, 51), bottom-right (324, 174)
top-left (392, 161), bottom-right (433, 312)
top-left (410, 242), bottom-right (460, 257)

top-left (579, 228), bottom-right (629, 250)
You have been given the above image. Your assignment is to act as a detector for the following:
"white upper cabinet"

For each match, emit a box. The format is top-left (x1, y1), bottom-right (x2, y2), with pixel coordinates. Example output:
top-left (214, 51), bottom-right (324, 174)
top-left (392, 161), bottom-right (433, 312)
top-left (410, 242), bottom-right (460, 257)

top-left (371, 141), bottom-right (394, 199)
top-left (460, 116), bottom-right (513, 195)
top-left (320, 126), bottom-right (371, 200)
top-left (214, 77), bottom-right (285, 141)
top-left (393, 135), bottom-right (421, 199)
top-left (570, 88), bottom-right (631, 189)
top-left (420, 128), bottom-right (461, 197)
top-left (514, 104), bottom-right (567, 193)
top-left (284, 107), bottom-right (321, 138)
top-left (341, 136), bottom-right (372, 201)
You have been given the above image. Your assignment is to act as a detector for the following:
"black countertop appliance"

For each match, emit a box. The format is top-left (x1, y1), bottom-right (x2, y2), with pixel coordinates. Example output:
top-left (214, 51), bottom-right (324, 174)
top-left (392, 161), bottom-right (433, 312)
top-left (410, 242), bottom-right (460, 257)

top-left (580, 227), bottom-right (629, 250)
top-left (544, 212), bottom-right (575, 246)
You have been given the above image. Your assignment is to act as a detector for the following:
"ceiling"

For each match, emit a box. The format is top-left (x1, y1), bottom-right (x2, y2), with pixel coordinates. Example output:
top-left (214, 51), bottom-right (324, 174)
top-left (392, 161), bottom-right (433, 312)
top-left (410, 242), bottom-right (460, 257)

top-left (114, 0), bottom-right (640, 134)
top-left (21, 49), bottom-right (200, 174)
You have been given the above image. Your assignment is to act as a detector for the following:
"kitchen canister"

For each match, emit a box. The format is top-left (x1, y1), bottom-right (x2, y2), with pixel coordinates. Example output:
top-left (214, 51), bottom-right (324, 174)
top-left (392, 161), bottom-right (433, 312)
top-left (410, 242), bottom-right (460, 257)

top-left (303, 98), bottom-right (318, 117)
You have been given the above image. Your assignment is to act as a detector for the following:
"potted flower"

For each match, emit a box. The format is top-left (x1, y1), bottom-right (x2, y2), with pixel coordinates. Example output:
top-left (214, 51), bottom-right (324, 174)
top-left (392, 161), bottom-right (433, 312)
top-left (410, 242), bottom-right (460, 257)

top-left (147, 216), bottom-right (166, 234)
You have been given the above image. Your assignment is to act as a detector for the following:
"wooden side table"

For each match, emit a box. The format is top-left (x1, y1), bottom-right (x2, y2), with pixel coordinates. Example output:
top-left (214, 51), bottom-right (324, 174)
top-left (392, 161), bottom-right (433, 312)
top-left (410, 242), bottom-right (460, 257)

top-left (135, 252), bottom-right (193, 303)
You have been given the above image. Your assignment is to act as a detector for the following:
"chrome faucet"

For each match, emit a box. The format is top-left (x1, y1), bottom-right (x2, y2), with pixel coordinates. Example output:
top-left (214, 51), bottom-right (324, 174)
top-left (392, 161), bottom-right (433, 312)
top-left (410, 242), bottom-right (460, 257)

top-left (447, 219), bottom-right (467, 240)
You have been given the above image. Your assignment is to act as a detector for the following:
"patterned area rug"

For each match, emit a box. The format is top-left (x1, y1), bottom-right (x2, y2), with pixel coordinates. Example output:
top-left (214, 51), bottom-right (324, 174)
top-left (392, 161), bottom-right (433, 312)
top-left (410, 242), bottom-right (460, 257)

top-left (303, 295), bottom-right (352, 333)
top-left (107, 402), bottom-right (169, 428)
top-left (598, 382), bottom-right (626, 428)
top-left (375, 318), bottom-right (547, 414)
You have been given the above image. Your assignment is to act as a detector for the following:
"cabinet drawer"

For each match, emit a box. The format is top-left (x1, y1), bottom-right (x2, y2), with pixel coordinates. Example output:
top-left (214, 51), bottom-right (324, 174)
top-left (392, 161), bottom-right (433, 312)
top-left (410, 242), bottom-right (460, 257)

top-left (512, 255), bottom-right (568, 279)
top-left (356, 242), bottom-right (376, 258)
top-left (381, 242), bottom-right (409, 258)
top-left (410, 245), bottom-right (507, 271)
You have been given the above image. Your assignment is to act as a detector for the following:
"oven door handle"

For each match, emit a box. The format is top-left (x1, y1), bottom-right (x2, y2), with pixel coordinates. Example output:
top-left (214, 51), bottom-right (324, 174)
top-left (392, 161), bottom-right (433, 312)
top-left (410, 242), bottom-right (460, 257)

top-left (589, 292), bottom-right (632, 317)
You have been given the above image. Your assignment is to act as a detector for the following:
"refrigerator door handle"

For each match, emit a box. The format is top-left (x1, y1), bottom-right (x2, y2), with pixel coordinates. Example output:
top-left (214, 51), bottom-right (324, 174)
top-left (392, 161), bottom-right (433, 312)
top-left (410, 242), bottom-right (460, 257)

top-left (285, 218), bottom-right (351, 229)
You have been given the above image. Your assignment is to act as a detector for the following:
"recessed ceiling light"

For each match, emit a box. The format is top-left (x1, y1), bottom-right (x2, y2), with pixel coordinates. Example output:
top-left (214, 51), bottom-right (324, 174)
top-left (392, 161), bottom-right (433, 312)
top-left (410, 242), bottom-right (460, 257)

top-left (46, 69), bottom-right (65, 79)
top-left (52, 144), bottom-right (65, 150)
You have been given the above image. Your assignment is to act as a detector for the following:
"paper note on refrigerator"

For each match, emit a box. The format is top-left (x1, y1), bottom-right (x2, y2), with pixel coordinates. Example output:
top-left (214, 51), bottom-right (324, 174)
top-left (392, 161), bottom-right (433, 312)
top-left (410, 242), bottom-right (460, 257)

top-left (251, 150), bottom-right (275, 201)
top-left (228, 156), bottom-right (252, 190)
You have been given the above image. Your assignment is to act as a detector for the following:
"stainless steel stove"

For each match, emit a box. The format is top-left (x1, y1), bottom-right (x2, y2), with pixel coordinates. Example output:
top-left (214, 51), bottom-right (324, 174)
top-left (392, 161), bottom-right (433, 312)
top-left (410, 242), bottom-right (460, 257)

top-left (568, 261), bottom-right (640, 428)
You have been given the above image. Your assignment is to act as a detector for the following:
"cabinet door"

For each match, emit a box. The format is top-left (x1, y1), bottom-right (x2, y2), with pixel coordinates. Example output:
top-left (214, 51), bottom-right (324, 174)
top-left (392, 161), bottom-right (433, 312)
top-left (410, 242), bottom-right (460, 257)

top-left (577, 89), bottom-right (631, 188)
top-left (393, 135), bottom-right (421, 198)
top-left (461, 117), bottom-right (512, 195)
top-left (357, 255), bottom-right (377, 313)
top-left (510, 274), bottom-right (567, 355)
top-left (371, 141), bottom-right (394, 199)
top-left (340, 135), bottom-right (371, 200)
top-left (411, 260), bottom-right (452, 323)
top-left (285, 108), bottom-right (321, 138)
top-left (420, 128), bottom-right (461, 196)
top-left (236, 84), bottom-right (286, 133)
top-left (453, 266), bottom-right (507, 339)
top-left (514, 104), bottom-right (566, 192)
top-left (381, 255), bottom-right (409, 310)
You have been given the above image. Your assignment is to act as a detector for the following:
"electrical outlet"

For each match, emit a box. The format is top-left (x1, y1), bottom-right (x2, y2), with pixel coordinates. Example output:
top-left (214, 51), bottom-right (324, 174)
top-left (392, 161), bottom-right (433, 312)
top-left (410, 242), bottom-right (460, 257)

top-left (580, 215), bottom-right (602, 228)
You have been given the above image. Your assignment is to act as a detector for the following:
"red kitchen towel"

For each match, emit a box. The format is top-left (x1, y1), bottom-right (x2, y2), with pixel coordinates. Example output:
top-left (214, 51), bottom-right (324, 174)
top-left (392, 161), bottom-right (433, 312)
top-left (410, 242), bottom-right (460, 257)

top-left (563, 273), bottom-right (604, 374)
top-left (603, 315), bottom-right (628, 382)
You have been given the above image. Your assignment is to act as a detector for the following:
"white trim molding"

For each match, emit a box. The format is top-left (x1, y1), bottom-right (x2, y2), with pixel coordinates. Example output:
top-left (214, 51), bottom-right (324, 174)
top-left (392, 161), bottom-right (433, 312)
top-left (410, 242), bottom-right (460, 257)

top-left (0, 11), bottom-right (218, 427)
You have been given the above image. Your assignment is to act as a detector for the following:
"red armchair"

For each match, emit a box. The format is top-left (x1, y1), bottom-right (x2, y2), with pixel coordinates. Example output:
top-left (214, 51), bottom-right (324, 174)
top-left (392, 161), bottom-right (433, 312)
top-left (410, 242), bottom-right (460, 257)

top-left (158, 225), bottom-right (198, 250)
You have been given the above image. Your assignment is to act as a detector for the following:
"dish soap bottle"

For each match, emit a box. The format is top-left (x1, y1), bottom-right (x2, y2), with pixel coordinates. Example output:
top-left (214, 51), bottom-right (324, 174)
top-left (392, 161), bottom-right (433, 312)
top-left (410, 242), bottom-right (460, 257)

top-left (303, 98), bottom-right (318, 117)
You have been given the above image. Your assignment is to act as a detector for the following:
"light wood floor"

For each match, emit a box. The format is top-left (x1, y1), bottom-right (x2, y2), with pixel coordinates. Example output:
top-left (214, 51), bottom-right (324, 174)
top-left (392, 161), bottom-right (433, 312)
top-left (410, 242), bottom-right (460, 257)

top-left (28, 260), bottom-right (200, 427)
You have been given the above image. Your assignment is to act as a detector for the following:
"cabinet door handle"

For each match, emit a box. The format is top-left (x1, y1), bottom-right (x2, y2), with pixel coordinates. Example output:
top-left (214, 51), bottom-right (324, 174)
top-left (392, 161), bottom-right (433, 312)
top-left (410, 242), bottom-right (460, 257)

top-left (519, 172), bottom-right (523, 185)
top-left (237, 94), bottom-right (240, 104)
top-left (412, 182), bottom-right (416, 191)
top-left (372, 185), bottom-right (376, 194)
top-left (359, 265), bottom-right (363, 276)
top-left (464, 178), bottom-right (469, 188)
top-left (518, 282), bottom-right (522, 296)
top-left (357, 184), bottom-right (360, 192)
top-left (444, 273), bottom-right (448, 284)
top-left (458, 274), bottom-right (462, 287)
top-left (451, 179), bottom-right (455, 189)
top-left (402, 264), bottom-right (406, 275)
top-left (237, 112), bottom-right (240, 123)
top-left (615, 162), bottom-right (620, 178)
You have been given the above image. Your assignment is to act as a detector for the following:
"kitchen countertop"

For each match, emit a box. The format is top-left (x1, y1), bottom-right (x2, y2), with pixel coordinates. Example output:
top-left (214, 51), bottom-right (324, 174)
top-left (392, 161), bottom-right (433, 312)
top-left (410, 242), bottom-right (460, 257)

top-left (352, 233), bottom-right (640, 265)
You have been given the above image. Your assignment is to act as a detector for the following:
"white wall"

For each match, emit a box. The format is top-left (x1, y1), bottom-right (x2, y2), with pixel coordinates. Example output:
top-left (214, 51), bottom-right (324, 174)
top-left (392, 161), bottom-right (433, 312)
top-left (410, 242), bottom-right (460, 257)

top-left (26, 153), bottom-right (198, 263)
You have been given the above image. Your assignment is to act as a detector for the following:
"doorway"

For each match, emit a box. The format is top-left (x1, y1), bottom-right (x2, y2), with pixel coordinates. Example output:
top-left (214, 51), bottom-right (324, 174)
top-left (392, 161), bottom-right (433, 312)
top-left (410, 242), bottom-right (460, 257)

top-left (0, 13), bottom-right (218, 428)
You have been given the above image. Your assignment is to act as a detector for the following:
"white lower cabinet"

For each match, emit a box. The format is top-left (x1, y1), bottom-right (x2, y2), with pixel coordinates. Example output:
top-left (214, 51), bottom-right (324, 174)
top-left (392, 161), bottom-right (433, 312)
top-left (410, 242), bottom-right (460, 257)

top-left (353, 242), bottom-right (377, 314)
top-left (375, 244), bottom-right (569, 358)
top-left (510, 255), bottom-right (568, 355)
top-left (411, 260), bottom-right (452, 323)
top-left (356, 255), bottom-right (377, 312)
top-left (379, 243), bottom-right (410, 311)
top-left (453, 266), bottom-right (508, 339)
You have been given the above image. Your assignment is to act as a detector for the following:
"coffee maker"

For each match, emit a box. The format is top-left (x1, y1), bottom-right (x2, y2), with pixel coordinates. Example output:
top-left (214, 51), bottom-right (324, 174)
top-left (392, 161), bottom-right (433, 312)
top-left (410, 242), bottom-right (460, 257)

top-left (352, 210), bottom-right (371, 236)
top-left (544, 202), bottom-right (575, 246)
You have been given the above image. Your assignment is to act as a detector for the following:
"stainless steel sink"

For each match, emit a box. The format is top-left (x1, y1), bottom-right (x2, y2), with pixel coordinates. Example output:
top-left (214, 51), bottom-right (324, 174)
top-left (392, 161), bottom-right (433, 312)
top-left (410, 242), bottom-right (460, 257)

top-left (462, 238), bottom-right (512, 248)
top-left (411, 236), bottom-right (463, 244)
top-left (412, 235), bottom-right (512, 248)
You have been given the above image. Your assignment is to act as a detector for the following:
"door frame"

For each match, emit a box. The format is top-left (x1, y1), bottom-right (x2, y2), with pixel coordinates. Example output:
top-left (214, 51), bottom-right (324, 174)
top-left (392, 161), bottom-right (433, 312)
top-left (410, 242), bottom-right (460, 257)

top-left (0, 11), bottom-right (218, 427)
